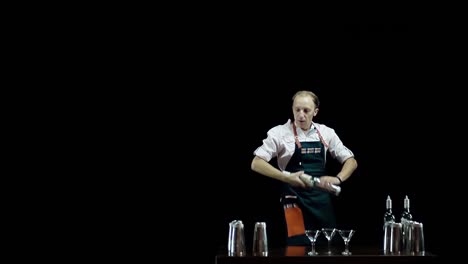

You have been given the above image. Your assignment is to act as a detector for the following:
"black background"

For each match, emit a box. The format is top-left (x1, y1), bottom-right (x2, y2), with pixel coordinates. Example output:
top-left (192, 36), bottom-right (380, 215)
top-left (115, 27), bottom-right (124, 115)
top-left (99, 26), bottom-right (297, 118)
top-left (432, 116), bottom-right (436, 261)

top-left (185, 23), bottom-right (458, 262)
top-left (104, 22), bottom-right (463, 263)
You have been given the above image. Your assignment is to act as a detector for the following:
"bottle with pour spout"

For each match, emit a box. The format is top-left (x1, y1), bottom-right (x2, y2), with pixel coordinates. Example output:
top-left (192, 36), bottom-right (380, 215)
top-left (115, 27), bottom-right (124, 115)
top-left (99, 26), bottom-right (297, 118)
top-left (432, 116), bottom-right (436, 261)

top-left (400, 195), bottom-right (413, 223)
top-left (400, 195), bottom-right (413, 251)
top-left (384, 195), bottom-right (395, 224)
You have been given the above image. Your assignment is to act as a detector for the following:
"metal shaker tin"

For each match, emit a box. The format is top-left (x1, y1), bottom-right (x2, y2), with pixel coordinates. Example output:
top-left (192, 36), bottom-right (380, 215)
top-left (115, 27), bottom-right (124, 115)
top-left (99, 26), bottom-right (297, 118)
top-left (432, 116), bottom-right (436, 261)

top-left (253, 222), bottom-right (268, 256)
top-left (407, 222), bottom-right (425, 254)
top-left (228, 220), bottom-right (246, 256)
top-left (383, 222), bottom-right (402, 254)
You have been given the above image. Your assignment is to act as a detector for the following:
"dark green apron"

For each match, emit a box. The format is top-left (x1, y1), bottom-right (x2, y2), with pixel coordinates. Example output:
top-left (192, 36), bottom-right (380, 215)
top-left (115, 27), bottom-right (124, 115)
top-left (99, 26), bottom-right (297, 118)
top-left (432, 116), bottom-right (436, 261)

top-left (282, 140), bottom-right (336, 245)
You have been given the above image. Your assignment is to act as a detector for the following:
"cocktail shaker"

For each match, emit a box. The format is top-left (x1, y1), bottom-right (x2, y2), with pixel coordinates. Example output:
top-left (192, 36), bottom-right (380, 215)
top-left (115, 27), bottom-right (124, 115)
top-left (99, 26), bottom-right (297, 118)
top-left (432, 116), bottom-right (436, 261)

top-left (298, 173), bottom-right (341, 196)
top-left (253, 222), bottom-right (268, 256)
top-left (383, 222), bottom-right (402, 254)
top-left (406, 221), bottom-right (425, 254)
top-left (228, 220), bottom-right (246, 256)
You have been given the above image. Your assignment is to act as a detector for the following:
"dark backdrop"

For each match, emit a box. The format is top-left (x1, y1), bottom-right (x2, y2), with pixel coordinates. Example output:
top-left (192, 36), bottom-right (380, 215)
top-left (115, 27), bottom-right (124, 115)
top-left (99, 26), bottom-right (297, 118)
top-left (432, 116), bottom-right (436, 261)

top-left (186, 23), bottom-right (460, 263)
top-left (113, 23), bottom-right (462, 263)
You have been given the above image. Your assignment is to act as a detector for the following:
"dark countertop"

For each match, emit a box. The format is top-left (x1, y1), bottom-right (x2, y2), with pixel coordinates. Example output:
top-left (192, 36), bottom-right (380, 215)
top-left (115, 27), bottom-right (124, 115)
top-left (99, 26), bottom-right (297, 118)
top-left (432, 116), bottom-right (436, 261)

top-left (216, 246), bottom-right (439, 264)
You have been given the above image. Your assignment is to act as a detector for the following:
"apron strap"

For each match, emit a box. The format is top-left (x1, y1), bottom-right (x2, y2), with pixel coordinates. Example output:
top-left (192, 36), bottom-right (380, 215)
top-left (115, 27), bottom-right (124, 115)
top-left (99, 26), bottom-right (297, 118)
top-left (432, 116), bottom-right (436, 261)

top-left (292, 122), bottom-right (329, 148)
top-left (292, 122), bottom-right (302, 149)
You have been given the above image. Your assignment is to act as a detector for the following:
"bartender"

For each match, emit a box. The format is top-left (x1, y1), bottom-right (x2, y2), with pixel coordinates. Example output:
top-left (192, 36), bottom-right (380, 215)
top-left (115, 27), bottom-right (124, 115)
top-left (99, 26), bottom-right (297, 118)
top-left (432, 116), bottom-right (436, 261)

top-left (251, 90), bottom-right (358, 245)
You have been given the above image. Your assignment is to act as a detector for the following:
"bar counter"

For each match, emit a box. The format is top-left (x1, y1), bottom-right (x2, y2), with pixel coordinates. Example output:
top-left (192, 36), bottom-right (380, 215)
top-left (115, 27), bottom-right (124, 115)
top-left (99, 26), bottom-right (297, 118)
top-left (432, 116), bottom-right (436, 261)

top-left (215, 246), bottom-right (439, 264)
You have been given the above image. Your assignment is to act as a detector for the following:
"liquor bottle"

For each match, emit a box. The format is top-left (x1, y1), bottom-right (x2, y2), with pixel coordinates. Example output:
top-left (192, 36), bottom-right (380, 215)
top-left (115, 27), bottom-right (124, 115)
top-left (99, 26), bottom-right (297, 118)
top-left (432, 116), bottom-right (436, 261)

top-left (383, 195), bottom-right (395, 223)
top-left (281, 195), bottom-right (305, 238)
top-left (400, 195), bottom-right (413, 223)
top-left (400, 195), bottom-right (413, 251)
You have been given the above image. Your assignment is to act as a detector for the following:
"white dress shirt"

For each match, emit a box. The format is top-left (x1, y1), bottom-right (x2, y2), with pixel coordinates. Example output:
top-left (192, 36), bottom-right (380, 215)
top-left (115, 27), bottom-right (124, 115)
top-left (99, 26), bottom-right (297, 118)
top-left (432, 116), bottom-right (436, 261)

top-left (254, 119), bottom-right (354, 171)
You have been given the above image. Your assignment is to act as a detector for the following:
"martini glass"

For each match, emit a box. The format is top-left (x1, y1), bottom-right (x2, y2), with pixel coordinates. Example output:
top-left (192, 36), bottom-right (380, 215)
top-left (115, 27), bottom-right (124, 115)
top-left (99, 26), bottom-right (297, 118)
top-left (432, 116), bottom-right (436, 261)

top-left (305, 229), bottom-right (321, 255)
top-left (338, 229), bottom-right (355, 255)
top-left (321, 228), bottom-right (336, 254)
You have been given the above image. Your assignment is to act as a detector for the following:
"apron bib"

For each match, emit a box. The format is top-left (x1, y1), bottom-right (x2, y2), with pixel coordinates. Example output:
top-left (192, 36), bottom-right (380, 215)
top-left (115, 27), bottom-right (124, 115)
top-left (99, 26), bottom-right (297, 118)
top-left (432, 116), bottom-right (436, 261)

top-left (282, 140), bottom-right (336, 245)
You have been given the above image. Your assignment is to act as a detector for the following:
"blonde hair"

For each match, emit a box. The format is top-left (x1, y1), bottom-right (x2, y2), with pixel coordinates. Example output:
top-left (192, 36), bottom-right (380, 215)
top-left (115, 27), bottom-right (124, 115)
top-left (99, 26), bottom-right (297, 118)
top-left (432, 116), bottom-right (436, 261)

top-left (292, 90), bottom-right (320, 108)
